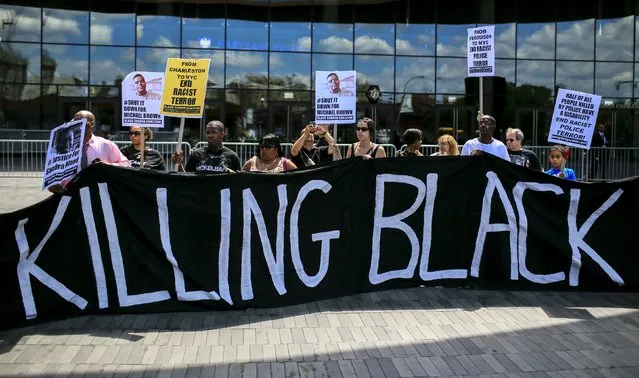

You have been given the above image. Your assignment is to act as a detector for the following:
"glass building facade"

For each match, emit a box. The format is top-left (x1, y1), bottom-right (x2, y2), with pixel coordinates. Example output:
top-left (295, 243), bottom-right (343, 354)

top-left (1, 0), bottom-right (639, 148)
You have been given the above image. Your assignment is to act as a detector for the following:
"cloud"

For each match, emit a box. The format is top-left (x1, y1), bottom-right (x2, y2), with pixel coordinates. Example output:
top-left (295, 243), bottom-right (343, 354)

top-left (226, 51), bottom-right (267, 69)
top-left (555, 61), bottom-right (594, 93)
top-left (354, 36), bottom-right (393, 54)
top-left (596, 16), bottom-right (634, 61)
top-left (90, 59), bottom-right (130, 85)
top-left (516, 60), bottom-right (554, 87)
top-left (42, 11), bottom-right (84, 43)
top-left (395, 58), bottom-right (435, 92)
top-left (436, 59), bottom-right (468, 93)
top-left (318, 36), bottom-right (353, 53)
top-left (555, 20), bottom-right (594, 59)
top-left (495, 24), bottom-right (516, 58)
top-left (517, 23), bottom-right (555, 59)
top-left (90, 24), bottom-right (112, 45)
top-left (296, 37), bottom-right (311, 51)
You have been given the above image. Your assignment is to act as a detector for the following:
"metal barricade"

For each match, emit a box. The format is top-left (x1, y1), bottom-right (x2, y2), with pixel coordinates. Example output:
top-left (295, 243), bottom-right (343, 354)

top-left (0, 140), bottom-right (49, 177)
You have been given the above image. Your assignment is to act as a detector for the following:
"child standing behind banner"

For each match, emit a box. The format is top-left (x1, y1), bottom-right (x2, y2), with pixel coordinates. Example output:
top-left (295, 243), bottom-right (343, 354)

top-left (545, 145), bottom-right (576, 181)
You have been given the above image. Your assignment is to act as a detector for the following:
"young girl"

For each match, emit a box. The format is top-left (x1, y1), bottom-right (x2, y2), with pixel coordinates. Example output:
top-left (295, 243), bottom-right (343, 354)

top-left (545, 145), bottom-right (576, 181)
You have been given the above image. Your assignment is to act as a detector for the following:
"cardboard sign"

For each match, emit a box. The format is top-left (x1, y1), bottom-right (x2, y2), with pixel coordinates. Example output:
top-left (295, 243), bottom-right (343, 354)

top-left (42, 118), bottom-right (86, 190)
top-left (122, 71), bottom-right (165, 128)
top-left (548, 89), bottom-right (601, 149)
top-left (314, 70), bottom-right (357, 124)
top-left (160, 58), bottom-right (210, 118)
top-left (467, 26), bottom-right (495, 77)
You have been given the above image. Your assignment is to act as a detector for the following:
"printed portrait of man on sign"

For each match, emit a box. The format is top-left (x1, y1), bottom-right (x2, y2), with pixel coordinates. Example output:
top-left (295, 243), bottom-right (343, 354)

top-left (133, 73), bottom-right (162, 100)
top-left (326, 72), bottom-right (355, 97)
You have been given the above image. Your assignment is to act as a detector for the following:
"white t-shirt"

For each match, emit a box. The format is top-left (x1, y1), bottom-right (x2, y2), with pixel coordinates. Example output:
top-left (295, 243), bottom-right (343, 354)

top-left (460, 138), bottom-right (510, 161)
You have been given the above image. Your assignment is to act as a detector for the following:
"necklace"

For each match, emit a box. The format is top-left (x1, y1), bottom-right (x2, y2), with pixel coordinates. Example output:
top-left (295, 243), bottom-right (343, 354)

top-left (259, 157), bottom-right (279, 169)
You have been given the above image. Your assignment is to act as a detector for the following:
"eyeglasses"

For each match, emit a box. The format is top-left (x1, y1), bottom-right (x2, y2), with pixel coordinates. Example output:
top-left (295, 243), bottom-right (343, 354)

top-left (129, 131), bottom-right (141, 136)
top-left (356, 127), bottom-right (369, 132)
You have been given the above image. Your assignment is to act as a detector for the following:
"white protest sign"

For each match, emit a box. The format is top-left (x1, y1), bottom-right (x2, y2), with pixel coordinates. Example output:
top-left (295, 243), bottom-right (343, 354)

top-left (42, 118), bottom-right (87, 190)
top-left (548, 89), bottom-right (601, 149)
top-left (467, 26), bottom-right (495, 77)
top-left (315, 70), bottom-right (356, 124)
top-left (122, 71), bottom-right (165, 128)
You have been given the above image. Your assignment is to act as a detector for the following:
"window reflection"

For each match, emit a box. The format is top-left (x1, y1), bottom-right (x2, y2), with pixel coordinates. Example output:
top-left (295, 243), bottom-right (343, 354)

top-left (516, 60), bottom-right (554, 106)
top-left (0, 5), bottom-right (41, 43)
top-left (596, 16), bottom-right (633, 61)
top-left (555, 61), bottom-right (594, 93)
top-left (43, 8), bottom-right (89, 44)
top-left (355, 55), bottom-right (393, 94)
top-left (271, 22), bottom-right (311, 52)
top-left (137, 15), bottom-right (180, 47)
top-left (224, 89), bottom-right (268, 141)
top-left (436, 58), bottom-right (466, 93)
top-left (182, 18), bottom-right (225, 50)
top-left (313, 23), bottom-right (353, 53)
top-left (43, 44), bottom-right (88, 85)
top-left (595, 62), bottom-right (633, 97)
top-left (437, 24), bottom-right (475, 57)
top-left (494, 23), bottom-right (516, 58)
top-left (226, 51), bottom-right (268, 89)
top-left (136, 47), bottom-right (180, 73)
top-left (311, 53), bottom-right (353, 88)
top-left (395, 57), bottom-right (434, 93)
top-left (495, 58), bottom-right (515, 85)
top-left (91, 12), bottom-right (135, 46)
top-left (227, 20), bottom-right (268, 51)
top-left (90, 47), bottom-right (134, 86)
top-left (396, 24), bottom-right (435, 56)
top-left (182, 49), bottom-right (224, 89)
top-left (0, 84), bottom-right (41, 129)
top-left (517, 23), bottom-right (555, 59)
top-left (0, 43), bottom-right (40, 83)
top-left (355, 23), bottom-right (395, 55)
top-left (556, 19), bottom-right (594, 60)
top-left (269, 53), bottom-right (310, 90)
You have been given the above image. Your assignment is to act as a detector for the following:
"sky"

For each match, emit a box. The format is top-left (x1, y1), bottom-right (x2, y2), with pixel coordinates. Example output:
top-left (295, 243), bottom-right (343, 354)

top-left (1, 4), bottom-right (639, 100)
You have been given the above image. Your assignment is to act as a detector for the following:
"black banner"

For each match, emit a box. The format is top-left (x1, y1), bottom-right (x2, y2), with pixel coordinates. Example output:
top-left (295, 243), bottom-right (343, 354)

top-left (1, 156), bottom-right (638, 330)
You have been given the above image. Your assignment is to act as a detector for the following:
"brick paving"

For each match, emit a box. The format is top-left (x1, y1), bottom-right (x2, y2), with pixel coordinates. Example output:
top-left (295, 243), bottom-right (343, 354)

top-left (1, 177), bottom-right (639, 377)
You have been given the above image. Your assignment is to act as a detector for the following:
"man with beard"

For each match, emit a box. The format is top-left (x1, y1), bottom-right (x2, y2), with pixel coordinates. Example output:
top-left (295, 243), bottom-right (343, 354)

top-left (505, 127), bottom-right (543, 171)
top-left (171, 120), bottom-right (241, 173)
top-left (461, 114), bottom-right (510, 160)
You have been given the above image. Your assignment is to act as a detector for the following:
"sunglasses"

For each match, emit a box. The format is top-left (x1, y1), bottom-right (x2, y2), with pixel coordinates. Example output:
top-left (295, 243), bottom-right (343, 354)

top-left (355, 127), bottom-right (369, 132)
top-left (129, 131), bottom-right (141, 136)
top-left (506, 138), bottom-right (516, 142)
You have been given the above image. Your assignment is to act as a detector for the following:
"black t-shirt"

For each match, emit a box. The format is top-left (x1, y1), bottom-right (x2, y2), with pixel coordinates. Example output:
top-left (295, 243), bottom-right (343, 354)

top-left (186, 145), bottom-right (241, 173)
top-left (508, 149), bottom-right (542, 171)
top-left (290, 145), bottom-right (330, 168)
top-left (120, 145), bottom-right (166, 171)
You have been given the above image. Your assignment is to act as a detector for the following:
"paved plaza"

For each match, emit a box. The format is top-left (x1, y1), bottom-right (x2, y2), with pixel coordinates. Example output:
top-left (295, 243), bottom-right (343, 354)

top-left (1, 177), bottom-right (639, 377)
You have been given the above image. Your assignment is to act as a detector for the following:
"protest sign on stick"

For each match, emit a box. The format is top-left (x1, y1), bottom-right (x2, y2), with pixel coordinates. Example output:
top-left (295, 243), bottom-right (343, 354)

top-left (467, 25), bottom-right (495, 115)
top-left (314, 71), bottom-right (356, 125)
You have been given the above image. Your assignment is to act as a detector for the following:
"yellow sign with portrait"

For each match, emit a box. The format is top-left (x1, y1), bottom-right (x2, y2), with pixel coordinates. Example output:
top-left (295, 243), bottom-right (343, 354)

top-left (160, 58), bottom-right (210, 118)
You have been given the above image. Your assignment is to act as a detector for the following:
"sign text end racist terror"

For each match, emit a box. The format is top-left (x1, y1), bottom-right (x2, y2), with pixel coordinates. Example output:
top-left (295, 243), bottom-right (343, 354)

top-left (170, 78), bottom-right (198, 106)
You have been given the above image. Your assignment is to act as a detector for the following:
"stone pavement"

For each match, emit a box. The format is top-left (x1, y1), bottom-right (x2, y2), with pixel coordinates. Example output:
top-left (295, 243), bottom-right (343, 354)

top-left (1, 177), bottom-right (639, 377)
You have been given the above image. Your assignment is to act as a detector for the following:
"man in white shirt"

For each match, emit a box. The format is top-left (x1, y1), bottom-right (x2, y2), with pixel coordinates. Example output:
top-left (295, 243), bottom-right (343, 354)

top-left (461, 114), bottom-right (510, 161)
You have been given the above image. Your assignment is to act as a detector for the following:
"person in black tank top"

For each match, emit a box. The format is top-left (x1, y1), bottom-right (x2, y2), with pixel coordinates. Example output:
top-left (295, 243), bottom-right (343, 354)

top-left (346, 117), bottom-right (387, 160)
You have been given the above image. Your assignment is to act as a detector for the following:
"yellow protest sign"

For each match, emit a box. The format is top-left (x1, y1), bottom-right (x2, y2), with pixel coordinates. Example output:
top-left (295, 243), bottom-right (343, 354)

top-left (160, 58), bottom-right (210, 118)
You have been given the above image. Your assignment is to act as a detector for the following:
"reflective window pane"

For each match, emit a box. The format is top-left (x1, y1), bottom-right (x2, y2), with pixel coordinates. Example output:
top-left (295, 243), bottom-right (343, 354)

top-left (137, 15), bottom-right (180, 47)
top-left (226, 51), bottom-right (268, 89)
top-left (437, 24), bottom-right (475, 57)
top-left (182, 6), bottom-right (225, 49)
top-left (0, 43), bottom-right (40, 83)
top-left (313, 23), bottom-right (353, 54)
top-left (135, 47), bottom-right (180, 73)
top-left (271, 22), bottom-right (311, 52)
top-left (495, 58), bottom-right (515, 85)
top-left (595, 62), bottom-right (633, 97)
top-left (395, 57), bottom-right (435, 93)
top-left (396, 23), bottom-right (435, 56)
top-left (91, 12), bottom-right (135, 46)
top-left (355, 55), bottom-right (393, 94)
top-left (311, 53), bottom-right (353, 88)
top-left (182, 49), bottom-right (224, 88)
top-left (269, 52), bottom-right (310, 90)
top-left (494, 23), bottom-right (516, 58)
top-left (556, 19), bottom-right (594, 60)
top-left (596, 16), bottom-right (633, 61)
top-left (43, 44), bottom-right (89, 85)
top-left (43, 8), bottom-right (89, 44)
top-left (516, 60), bottom-right (554, 102)
top-left (0, 5), bottom-right (41, 42)
top-left (517, 23), bottom-right (555, 59)
top-left (227, 20), bottom-right (269, 51)
top-left (436, 58), bottom-right (466, 93)
top-left (555, 61), bottom-right (594, 93)
top-left (0, 84), bottom-right (41, 129)
top-left (355, 23), bottom-right (395, 55)
top-left (90, 46), bottom-right (134, 86)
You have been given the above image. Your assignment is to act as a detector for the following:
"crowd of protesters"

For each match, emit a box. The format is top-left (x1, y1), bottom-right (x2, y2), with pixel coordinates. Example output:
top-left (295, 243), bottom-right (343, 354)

top-left (49, 109), bottom-right (584, 193)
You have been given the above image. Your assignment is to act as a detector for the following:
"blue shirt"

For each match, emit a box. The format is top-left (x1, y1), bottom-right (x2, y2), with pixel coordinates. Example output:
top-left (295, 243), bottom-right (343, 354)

top-left (545, 168), bottom-right (576, 181)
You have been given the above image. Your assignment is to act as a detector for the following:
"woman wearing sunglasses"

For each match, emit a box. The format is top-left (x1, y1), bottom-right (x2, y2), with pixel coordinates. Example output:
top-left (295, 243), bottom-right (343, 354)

top-left (345, 117), bottom-right (387, 160)
top-left (243, 133), bottom-right (297, 173)
top-left (119, 126), bottom-right (167, 171)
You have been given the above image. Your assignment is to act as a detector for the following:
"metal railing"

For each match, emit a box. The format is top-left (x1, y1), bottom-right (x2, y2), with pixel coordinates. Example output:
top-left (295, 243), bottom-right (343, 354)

top-left (1, 139), bottom-right (637, 182)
